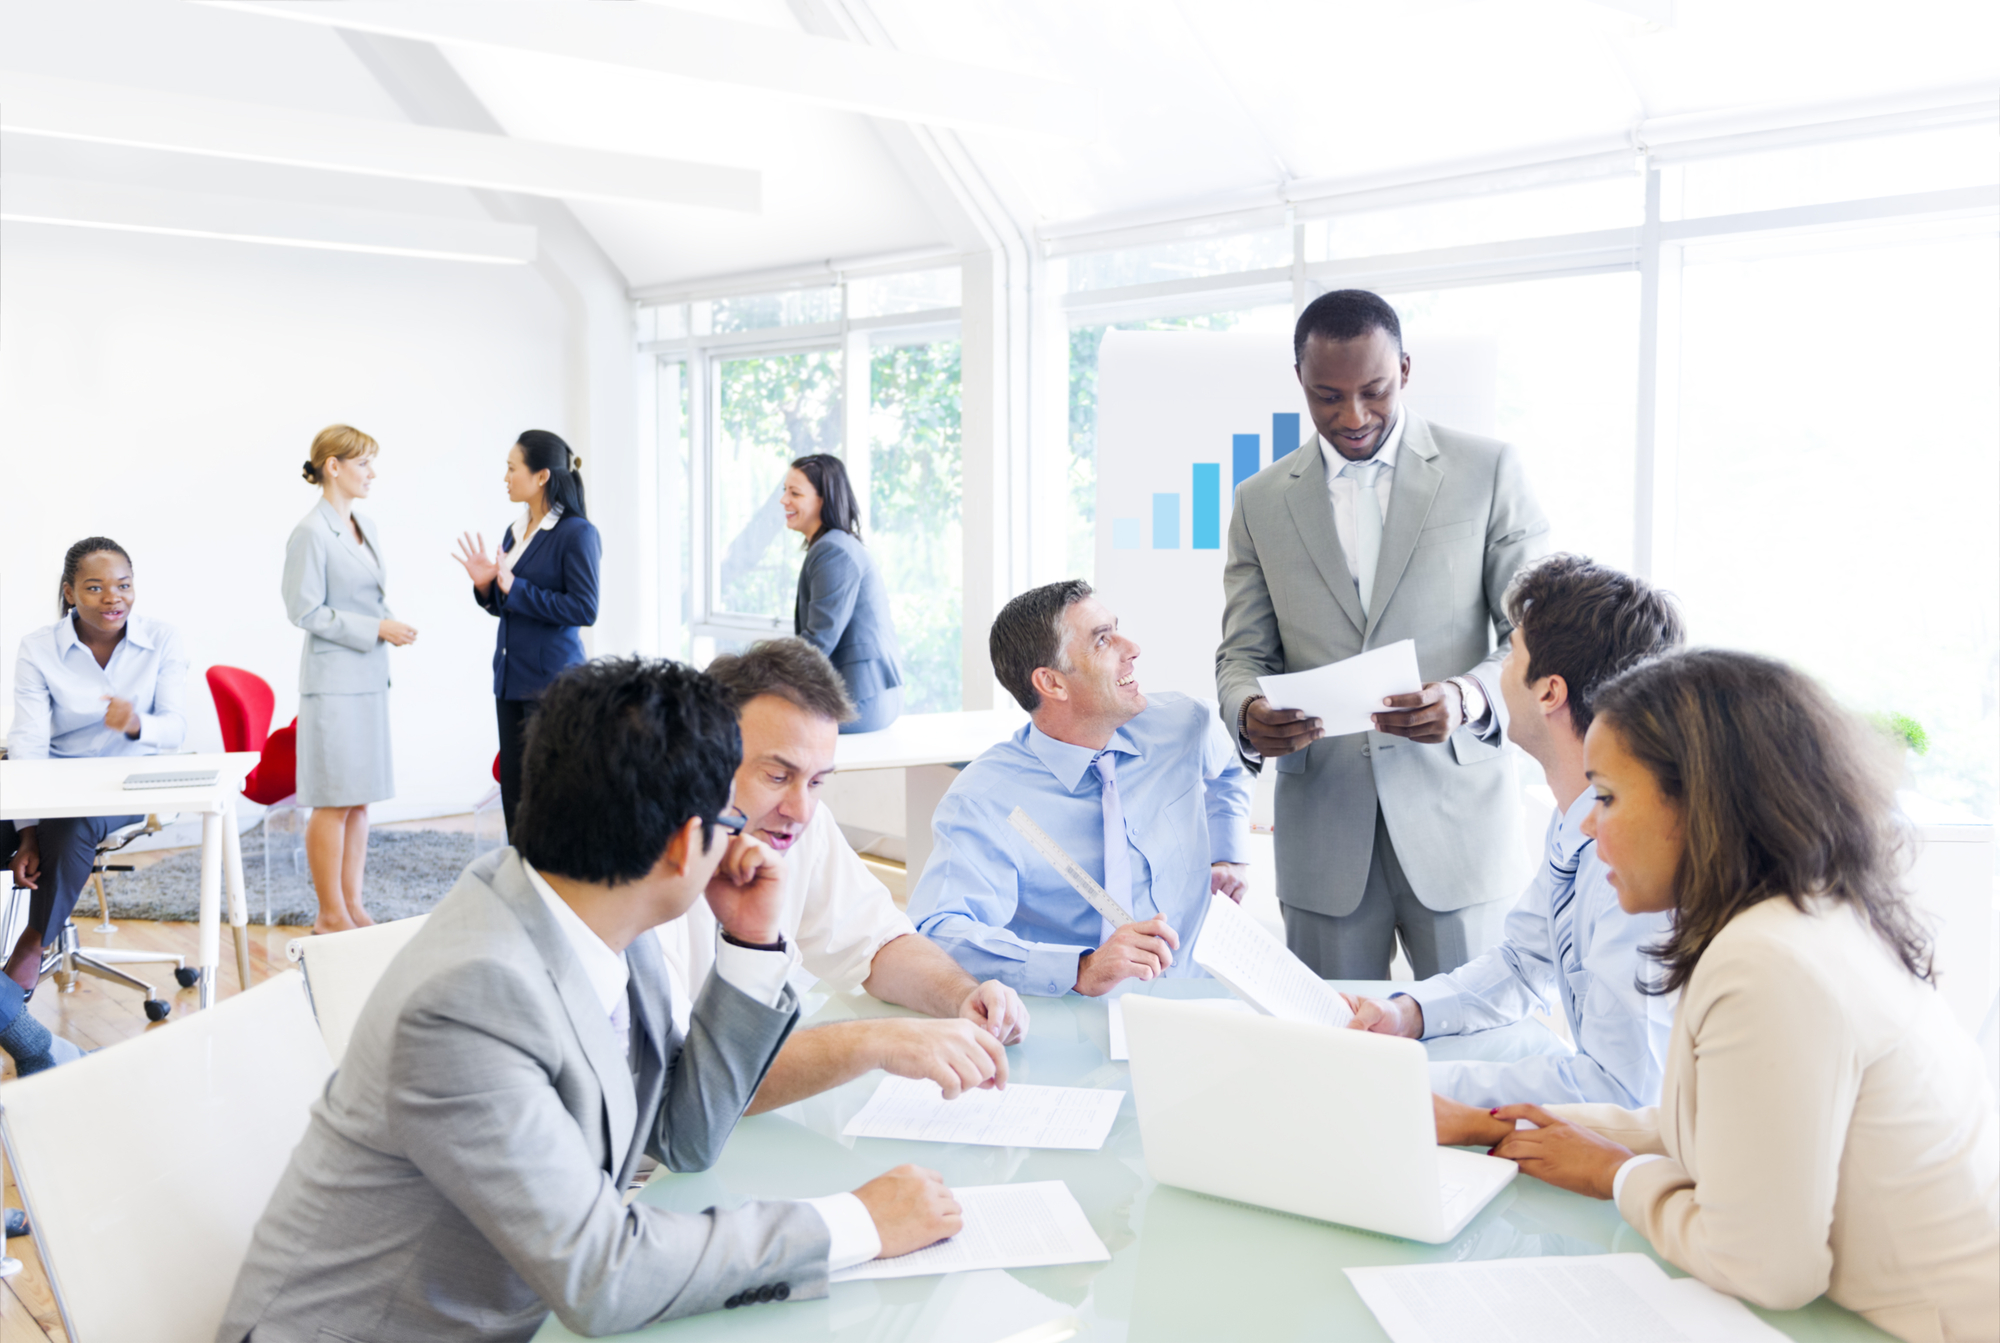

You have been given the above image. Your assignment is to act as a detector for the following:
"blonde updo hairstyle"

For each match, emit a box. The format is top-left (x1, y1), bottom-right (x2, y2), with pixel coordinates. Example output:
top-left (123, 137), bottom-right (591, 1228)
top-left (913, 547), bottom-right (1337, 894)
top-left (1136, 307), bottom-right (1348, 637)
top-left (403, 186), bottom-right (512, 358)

top-left (303, 424), bottom-right (380, 486)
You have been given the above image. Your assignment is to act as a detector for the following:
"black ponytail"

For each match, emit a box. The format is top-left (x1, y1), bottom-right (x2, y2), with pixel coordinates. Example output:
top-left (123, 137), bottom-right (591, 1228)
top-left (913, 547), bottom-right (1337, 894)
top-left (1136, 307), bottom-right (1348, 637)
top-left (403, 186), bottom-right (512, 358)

top-left (517, 430), bottom-right (587, 520)
top-left (58, 536), bottom-right (132, 616)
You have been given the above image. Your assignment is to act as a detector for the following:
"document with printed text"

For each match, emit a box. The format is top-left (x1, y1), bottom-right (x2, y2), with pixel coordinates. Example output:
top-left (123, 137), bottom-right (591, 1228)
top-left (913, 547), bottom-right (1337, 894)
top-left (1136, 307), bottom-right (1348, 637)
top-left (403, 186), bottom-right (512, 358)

top-left (843, 1076), bottom-right (1125, 1150)
top-left (1346, 1255), bottom-right (1792, 1343)
top-left (832, 1181), bottom-right (1111, 1282)
top-left (1193, 892), bottom-right (1355, 1028)
top-left (1257, 639), bottom-right (1423, 738)
top-left (1107, 994), bottom-right (1252, 1061)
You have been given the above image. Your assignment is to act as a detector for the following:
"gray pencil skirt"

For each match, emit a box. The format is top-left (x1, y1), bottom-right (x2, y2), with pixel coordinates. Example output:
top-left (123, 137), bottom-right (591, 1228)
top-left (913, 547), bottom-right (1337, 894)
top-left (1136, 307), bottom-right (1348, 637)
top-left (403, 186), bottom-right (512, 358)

top-left (296, 690), bottom-right (395, 809)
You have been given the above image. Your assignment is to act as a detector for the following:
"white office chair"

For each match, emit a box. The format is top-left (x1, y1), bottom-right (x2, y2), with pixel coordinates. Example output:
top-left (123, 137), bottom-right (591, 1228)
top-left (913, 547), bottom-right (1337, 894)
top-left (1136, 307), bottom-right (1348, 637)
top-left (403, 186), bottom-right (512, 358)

top-left (0, 971), bottom-right (332, 1343)
top-left (288, 915), bottom-right (429, 1066)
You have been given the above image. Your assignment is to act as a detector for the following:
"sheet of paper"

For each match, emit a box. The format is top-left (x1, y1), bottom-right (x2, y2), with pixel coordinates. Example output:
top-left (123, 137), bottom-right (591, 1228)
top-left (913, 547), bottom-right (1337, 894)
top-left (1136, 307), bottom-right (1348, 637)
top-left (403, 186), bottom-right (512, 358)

top-left (843, 1076), bottom-right (1125, 1150)
top-left (1345, 1254), bottom-right (1792, 1343)
top-left (1256, 639), bottom-right (1422, 737)
top-left (833, 1181), bottom-right (1111, 1282)
top-left (1107, 994), bottom-right (1252, 1061)
top-left (1193, 893), bottom-right (1354, 1028)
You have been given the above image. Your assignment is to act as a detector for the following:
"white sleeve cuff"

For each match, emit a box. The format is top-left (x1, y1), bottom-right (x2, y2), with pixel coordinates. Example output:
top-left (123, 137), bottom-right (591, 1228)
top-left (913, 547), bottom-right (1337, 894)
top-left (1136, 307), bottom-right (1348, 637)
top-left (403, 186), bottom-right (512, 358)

top-left (805, 1192), bottom-right (882, 1271)
top-left (1612, 1153), bottom-right (1665, 1205)
top-left (712, 933), bottom-right (798, 1010)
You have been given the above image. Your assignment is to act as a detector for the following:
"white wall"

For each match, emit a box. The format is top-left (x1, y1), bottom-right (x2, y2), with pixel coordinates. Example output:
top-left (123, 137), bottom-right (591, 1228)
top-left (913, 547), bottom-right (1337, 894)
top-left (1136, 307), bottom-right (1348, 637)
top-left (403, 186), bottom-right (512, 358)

top-left (0, 222), bottom-right (571, 823)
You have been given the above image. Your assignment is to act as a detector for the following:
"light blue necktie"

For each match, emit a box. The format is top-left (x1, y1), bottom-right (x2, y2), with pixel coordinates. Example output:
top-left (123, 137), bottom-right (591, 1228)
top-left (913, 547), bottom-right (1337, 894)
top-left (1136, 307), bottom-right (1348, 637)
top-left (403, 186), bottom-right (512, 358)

top-left (1342, 458), bottom-right (1384, 616)
top-left (1093, 750), bottom-right (1136, 931)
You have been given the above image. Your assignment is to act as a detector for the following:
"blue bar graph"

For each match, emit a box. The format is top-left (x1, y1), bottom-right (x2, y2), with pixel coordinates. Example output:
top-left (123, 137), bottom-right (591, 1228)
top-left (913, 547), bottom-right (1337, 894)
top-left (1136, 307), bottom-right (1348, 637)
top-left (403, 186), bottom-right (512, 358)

top-left (1112, 518), bottom-right (1142, 550)
top-left (1152, 493), bottom-right (1179, 549)
top-left (1232, 434), bottom-right (1260, 492)
top-left (1192, 464), bottom-right (1220, 549)
top-left (1273, 412), bottom-right (1301, 458)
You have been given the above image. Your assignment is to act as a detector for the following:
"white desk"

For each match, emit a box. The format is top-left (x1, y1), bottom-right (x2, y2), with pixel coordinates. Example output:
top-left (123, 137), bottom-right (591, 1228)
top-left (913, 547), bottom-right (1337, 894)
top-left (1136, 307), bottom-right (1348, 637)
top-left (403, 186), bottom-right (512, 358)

top-left (831, 710), bottom-right (1027, 874)
top-left (0, 753), bottom-right (259, 1007)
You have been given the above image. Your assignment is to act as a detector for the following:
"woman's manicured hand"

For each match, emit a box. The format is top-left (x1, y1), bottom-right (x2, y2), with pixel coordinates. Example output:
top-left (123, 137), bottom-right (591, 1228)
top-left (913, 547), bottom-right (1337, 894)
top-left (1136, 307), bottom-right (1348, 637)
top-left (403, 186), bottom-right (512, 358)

top-left (1434, 1094), bottom-right (1513, 1147)
top-left (1490, 1104), bottom-right (1634, 1200)
top-left (453, 532), bottom-right (499, 590)
top-left (379, 620), bottom-right (418, 647)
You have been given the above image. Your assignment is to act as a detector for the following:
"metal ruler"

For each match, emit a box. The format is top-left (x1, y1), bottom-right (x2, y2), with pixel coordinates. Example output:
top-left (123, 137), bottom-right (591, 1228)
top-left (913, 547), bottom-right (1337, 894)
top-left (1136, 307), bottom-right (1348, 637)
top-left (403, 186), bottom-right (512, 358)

top-left (1007, 806), bottom-right (1134, 927)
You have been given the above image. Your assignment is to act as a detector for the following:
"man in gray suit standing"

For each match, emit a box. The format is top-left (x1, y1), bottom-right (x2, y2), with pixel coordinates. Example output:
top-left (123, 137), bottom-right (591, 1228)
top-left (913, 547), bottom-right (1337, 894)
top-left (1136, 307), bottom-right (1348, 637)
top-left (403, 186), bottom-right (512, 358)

top-left (219, 657), bottom-right (960, 1343)
top-left (1217, 290), bottom-right (1549, 979)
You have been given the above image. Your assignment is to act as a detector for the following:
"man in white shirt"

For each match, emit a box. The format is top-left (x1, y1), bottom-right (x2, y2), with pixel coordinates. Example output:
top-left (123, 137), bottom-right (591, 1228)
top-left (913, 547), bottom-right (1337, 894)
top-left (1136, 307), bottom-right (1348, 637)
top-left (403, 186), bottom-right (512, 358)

top-left (662, 640), bottom-right (1030, 1112)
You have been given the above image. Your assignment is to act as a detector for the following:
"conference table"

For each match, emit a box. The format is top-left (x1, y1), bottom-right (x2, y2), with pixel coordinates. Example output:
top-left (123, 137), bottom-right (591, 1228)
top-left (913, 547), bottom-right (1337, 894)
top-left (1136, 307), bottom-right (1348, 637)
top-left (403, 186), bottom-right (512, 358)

top-left (0, 752), bottom-right (259, 1008)
top-left (539, 980), bottom-right (1892, 1343)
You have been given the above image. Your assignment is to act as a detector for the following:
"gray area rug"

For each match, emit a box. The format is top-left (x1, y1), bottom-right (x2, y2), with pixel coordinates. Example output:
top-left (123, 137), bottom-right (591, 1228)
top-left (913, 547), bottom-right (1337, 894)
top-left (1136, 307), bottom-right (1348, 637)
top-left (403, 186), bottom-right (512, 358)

top-left (102, 823), bottom-right (489, 926)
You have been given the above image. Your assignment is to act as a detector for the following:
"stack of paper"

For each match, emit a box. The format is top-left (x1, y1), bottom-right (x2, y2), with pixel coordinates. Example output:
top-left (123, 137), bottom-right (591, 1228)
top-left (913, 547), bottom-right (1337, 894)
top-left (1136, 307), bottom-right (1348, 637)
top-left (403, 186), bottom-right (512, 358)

top-left (1106, 995), bottom-right (1251, 1061)
top-left (1346, 1255), bottom-right (1792, 1343)
top-left (1256, 639), bottom-right (1422, 737)
top-left (842, 1076), bottom-right (1125, 1150)
top-left (832, 1181), bottom-right (1111, 1282)
top-left (1193, 892), bottom-right (1354, 1028)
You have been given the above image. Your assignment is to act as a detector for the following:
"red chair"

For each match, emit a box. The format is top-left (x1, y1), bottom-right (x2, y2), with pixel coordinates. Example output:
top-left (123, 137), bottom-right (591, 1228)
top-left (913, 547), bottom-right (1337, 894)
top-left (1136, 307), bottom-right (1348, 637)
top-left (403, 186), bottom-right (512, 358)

top-left (205, 667), bottom-right (301, 924)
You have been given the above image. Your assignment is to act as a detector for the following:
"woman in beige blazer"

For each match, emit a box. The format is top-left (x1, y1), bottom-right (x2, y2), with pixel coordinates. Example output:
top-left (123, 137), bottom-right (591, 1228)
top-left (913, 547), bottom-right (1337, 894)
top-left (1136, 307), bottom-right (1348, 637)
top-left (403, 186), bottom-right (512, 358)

top-left (1436, 649), bottom-right (1998, 1343)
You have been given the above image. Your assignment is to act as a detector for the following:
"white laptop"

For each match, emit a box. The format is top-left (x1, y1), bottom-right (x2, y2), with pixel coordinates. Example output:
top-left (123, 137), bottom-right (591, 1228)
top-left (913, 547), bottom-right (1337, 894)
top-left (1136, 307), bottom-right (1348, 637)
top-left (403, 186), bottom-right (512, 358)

top-left (1123, 996), bottom-right (1516, 1244)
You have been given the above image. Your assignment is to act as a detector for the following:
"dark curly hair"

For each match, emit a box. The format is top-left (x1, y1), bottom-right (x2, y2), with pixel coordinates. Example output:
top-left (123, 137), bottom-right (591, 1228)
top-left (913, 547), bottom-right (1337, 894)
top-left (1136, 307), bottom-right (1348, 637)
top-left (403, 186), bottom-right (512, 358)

top-left (513, 657), bottom-right (740, 885)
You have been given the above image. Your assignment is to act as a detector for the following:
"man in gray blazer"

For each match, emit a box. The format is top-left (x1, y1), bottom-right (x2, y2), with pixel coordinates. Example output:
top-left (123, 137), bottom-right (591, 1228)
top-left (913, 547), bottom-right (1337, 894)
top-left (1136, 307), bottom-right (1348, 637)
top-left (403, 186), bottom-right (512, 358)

top-left (219, 658), bottom-right (959, 1343)
top-left (1217, 290), bottom-right (1549, 979)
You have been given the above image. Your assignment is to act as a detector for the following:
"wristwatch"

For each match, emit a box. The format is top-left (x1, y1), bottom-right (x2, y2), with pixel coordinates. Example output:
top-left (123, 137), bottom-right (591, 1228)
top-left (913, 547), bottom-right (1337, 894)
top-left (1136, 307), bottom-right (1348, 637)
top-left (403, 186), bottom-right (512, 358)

top-left (720, 930), bottom-right (788, 953)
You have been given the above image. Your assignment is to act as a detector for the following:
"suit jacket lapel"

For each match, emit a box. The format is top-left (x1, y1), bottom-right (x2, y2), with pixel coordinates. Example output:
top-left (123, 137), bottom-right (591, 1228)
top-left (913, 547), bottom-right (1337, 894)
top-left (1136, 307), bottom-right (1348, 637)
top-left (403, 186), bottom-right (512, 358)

top-left (488, 856), bottom-right (639, 1178)
top-left (1366, 418), bottom-right (1444, 640)
top-left (1284, 439), bottom-right (1368, 637)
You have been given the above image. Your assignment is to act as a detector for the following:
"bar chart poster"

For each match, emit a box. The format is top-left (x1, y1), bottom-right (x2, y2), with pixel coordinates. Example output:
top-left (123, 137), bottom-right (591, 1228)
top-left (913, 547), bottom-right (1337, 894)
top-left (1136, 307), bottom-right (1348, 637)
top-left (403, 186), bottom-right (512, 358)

top-left (1093, 328), bottom-right (1500, 703)
top-left (1093, 329), bottom-right (1305, 701)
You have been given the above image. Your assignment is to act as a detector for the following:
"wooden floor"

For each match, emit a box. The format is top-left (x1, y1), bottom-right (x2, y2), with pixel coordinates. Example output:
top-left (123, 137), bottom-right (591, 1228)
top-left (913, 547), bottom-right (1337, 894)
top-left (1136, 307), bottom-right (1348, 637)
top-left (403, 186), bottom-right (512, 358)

top-left (1, 909), bottom-right (300, 1341)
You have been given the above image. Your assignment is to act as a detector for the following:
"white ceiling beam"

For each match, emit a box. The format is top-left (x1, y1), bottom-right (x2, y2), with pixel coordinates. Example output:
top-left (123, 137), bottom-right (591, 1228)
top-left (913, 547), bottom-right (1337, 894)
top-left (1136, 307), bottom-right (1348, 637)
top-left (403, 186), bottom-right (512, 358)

top-left (207, 1), bottom-right (1098, 140)
top-left (1, 174), bottom-right (538, 264)
top-left (0, 71), bottom-right (760, 211)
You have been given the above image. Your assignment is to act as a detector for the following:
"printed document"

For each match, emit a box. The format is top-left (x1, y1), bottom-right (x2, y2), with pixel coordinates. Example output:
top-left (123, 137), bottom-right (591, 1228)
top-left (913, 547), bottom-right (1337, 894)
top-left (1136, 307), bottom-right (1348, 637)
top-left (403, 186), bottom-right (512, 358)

top-left (843, 1076), bottom-right (1124, 1150)
top-left (1346, 1255), bottom-right (1792, 1343)
top-left (1257, 639), bottom-right (1423, 737)
top-left (1194, 892), bottom-right (1355, 1028)
top-left (832, 1181), bottom-right (1111, 1282)
top-left (1107, 994), bottom-right (1251, 1061)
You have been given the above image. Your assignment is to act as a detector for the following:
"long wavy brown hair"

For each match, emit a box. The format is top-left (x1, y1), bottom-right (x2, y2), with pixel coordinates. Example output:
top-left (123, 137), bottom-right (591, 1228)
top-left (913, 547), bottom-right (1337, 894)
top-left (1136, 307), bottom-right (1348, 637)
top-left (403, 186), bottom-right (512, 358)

top-left (1591, 648), bottom-right (1933, 997)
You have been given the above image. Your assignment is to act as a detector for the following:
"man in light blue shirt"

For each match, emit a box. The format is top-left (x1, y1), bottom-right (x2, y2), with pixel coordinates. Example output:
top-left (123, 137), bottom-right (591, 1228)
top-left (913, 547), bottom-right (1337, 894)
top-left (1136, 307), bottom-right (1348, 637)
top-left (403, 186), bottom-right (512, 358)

top-left (1345, 555), bottom-right (1683, 1108)
top-left (909, 581), bottom-right (1253, 997)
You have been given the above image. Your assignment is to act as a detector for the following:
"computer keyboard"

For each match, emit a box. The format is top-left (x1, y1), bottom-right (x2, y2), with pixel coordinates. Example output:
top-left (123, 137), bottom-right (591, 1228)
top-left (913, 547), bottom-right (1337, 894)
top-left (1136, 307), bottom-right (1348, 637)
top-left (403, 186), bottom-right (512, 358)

top-left (122, 769), bottom-right (219, 790)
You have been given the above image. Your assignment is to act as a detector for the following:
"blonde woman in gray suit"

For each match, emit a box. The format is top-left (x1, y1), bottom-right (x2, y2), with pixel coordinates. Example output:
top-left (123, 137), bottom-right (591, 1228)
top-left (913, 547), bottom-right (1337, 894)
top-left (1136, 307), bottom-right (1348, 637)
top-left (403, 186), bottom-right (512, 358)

top-left (282, 425), bottom-right (417, 934)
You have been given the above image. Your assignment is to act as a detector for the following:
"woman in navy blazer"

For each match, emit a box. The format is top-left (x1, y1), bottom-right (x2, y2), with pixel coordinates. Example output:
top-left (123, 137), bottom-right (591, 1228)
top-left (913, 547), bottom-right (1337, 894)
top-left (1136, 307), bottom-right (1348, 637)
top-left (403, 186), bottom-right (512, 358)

top-left (454, 430), bottom-right (601, 837)
top-left (784, 454), bottom-right (906, 733)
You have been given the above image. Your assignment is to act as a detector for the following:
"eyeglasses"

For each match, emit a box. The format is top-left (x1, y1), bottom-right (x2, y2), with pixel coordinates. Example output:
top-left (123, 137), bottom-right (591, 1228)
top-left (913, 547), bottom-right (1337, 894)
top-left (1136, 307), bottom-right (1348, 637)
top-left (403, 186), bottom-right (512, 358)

top-left (712, 808), bottom-right (748, 835)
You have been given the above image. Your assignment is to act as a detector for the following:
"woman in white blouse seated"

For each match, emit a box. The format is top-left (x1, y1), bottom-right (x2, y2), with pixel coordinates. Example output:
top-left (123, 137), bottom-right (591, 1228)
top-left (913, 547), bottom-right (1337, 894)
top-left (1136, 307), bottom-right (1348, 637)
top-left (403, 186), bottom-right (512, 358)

top-left (6, 537), bottom-right (187, 994)
top-left (1436, 649), bottom-right (1998, 1343)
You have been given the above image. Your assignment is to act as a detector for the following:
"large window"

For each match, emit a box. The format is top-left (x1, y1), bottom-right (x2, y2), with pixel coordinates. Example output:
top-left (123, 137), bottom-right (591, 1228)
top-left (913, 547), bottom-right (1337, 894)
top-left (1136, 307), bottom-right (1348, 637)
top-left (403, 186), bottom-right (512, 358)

top-left (647, 273), bottom-right (965, 708)
top-left (1667, 222), bottom-right (1999, 819)
top-left (713, 349), bottom-right (842, 624)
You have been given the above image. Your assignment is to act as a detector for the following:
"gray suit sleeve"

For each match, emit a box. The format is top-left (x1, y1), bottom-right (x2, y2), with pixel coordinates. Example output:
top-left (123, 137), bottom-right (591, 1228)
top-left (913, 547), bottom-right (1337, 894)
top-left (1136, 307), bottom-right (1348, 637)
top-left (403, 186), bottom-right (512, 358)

top-left (389, 958), bottom-right (830, 1337)
top-left (1215, 492), bottom-right (1282, 761)
top-left (282, 526), bottom-right (380, 653)
top-left (651, 971), bottom-right (801, 1173)
top-left (1468, 443), bottom-right (1551, 730)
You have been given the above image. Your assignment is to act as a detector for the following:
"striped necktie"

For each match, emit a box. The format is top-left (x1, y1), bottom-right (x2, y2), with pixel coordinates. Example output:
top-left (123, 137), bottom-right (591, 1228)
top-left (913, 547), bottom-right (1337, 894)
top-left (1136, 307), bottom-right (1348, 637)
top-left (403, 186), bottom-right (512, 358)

top-left (1549, 826), bottom-right (1585, 977)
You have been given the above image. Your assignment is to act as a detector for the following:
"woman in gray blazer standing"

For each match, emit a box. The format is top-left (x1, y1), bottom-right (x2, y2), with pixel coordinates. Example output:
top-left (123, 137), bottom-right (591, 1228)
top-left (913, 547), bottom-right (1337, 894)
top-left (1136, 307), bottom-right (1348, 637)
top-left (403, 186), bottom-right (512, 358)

top-left (282, 424), bottom-right (417, 934)
top-left (783, 454), bottom-right (905, 732)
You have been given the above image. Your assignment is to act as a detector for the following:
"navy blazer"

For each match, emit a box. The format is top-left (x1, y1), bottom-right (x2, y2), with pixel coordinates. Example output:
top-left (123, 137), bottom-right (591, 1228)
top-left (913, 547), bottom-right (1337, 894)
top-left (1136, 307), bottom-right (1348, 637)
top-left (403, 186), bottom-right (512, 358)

top-left (474, 512), bottom-right (601, 699)
top-left (793, 528), bottom-right (904, 704)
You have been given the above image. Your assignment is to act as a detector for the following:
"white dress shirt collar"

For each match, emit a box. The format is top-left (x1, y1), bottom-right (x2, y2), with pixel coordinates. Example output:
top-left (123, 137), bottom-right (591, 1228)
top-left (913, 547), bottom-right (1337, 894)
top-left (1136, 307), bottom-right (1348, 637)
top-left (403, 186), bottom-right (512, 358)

top-left (500, 503), bottom-right (564, 579)
top-left (1023, 719), bottom-right (1142, 794)
top-left (1318, 406), bottom-right (1405, 479)
top-left (524, 862), bottom-right (629, 1021)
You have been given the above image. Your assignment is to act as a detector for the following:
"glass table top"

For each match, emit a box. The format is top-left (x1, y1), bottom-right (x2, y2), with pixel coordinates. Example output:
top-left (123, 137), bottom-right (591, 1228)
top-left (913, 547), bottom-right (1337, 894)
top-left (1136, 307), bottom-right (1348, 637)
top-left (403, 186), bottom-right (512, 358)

top-left (538, 980), bottom-right (1892, 1343)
